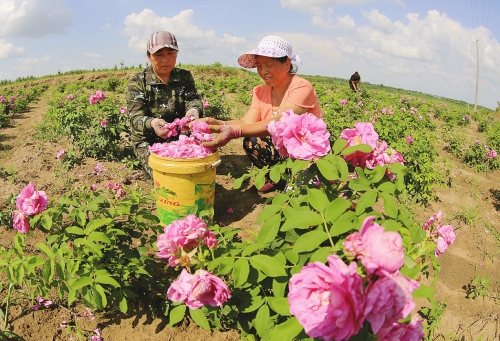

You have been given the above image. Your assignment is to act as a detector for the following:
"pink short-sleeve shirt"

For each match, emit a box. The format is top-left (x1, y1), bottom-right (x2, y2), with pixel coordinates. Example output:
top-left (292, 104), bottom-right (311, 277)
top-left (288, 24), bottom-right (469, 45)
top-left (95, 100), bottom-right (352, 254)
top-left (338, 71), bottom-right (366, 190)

top-left (250, 75), bottom-right (323, 121)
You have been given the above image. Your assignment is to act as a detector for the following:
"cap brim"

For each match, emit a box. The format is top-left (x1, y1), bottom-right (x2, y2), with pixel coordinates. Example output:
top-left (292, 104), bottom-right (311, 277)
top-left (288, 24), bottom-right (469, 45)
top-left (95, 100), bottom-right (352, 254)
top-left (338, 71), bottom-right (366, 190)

top-left (149, 44), bottom-right (179, 54)
top-left (237, 46), bottom-right (288, 68)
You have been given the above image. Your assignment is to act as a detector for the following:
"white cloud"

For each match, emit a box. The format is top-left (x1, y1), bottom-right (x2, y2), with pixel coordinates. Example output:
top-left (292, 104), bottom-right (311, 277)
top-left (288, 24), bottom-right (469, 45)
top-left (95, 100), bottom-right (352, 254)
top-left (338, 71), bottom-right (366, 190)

top-left (84, 51), bottom-right (101, 59)
top-left (0, 0), bottom-right (73, 39)
top-left (121, 9), bottom-right (246, 64)
top-left (0, 39), bottom-right (24, 58)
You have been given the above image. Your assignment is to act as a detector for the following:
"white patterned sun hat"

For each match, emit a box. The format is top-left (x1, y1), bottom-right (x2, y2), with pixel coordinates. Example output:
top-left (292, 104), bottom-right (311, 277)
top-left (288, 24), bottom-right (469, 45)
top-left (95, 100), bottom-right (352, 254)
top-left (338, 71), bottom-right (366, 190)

top-left (237, 35), bottom-right (301, 68)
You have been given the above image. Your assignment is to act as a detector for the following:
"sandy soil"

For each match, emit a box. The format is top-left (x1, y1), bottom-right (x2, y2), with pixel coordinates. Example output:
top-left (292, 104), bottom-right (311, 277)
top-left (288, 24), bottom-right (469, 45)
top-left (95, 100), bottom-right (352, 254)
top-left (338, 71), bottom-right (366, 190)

top-left (0, 73), bottom-right (499, 340)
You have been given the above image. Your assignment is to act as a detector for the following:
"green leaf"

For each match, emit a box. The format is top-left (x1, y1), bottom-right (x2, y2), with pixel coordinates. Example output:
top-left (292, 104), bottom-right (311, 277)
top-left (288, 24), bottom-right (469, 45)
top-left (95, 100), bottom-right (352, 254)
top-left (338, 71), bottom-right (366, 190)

top-left (250, 255), bottom-right (287, 277)
top-left (88, 232), bottom-right (111, 244)
top-left (348, 178), bottom-right (371, 191)
top-left (36, 243), bottom-right (54, 258)
top-left (189, 308), bottom-right (210, 330)
top-left (369, 165), bottom-right (387, 184)
top-left (40, 214), bottom-right (52, 230)
top-left (378, 181), bottom-right (396, 194)
top-left (65, 226), bottom-right (86, 235)
top-left (413, 284), bottom-right (436, 307)
top-left (268, 317), bottom-right (303, 341)
top-left (257, 215), bottom-right (281, 245)
top-left (310, 246), bottom-right (334, 263)
top-left (272, 277), bottom-right (288, 298)
top-left (307, 188), bottom-right (329, 213)
top-left (379, 192), bottom-right (398, 219)
top-left (355, 189), bottom-right (378, 215)
top-left (268, 298), bottom-right (291, 316)
top-left (241, 243), bottom-right (261, 256)
top-left (233, 173), bottom-right (251, 189)
top-left (255, 305), bottom-right (270, 337)
top-left (119, 296), bottom-right (128, 314)
top-left (94, 283), bottom-right (107, 310)
top-left (233, 258), bottom-right (250, 288)
top-left (95, 275), bottom-right (120, 287)
top-left (85, 218), bottom-right (113, 234)
top-left (281, 209), bottom-right (323, 231)
top-left (256, 205), bottom-right (282, 224)
top-left (332, 138), bottom-right (348, 155)
top-left (292, 230), bottom-right (329, 253)
top-left (284, 250), bottom-right (299, 265)
top-left (169, 305), bottom-right (186, 327)
top-left (71, 277), bottom-right (94, 290)
top-left (269, 165), bottom-right (282, 183)
top-left (324, 197), bottom-right (352, 221)
top-left (291, 159), bottom-right (310, 176)
top-left (330, 219), bottom-right (356, 237)
top-left (316, 159), bottom-right (338, 181)
top-left (341, 144), bottom-right (373, 155)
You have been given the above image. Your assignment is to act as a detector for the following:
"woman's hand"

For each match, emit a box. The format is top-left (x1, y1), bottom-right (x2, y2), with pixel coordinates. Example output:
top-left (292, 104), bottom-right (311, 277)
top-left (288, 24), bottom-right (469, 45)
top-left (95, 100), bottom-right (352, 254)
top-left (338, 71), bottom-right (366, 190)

top-left (203, 125), bottom-right (242, 148)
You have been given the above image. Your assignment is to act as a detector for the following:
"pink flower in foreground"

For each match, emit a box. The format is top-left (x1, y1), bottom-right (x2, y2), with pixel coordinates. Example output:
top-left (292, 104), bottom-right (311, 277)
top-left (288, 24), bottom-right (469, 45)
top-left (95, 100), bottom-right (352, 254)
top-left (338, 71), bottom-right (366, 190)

top-left (340, 99), bottom-right (348, 106)
top-left (90, 184), bottom-right (98, 191)
top-left (120, 106), bottom-right (127, 114)
top-left (100, 119), bottom-right (108, 128)
top-left (156, 214), bottom-right (218, 266)
top-left (89, 328), bottom-right (102, 341)
top-left (12, 210), bottom-right (30, 234)
top-left (167, 269), bottom-right (231, 309)
top-left (288, 255), bottom-right (365, 341)
top-left (434, 224), bottom-right (456, 257)
top-left (406, 135), bottom-right (414, 144)
top-left (364, 273), bottom-right (420, 333)
top-left (92, 163), bottom-right (105, 175)
top-left (354, 216), bottom-right (404, 275)
top-left (67, 94), bottom-right (74, 100)
top-left (56, 149), bottom-right (66, 160)
top-left (376, 314), bottom-right (424, 341)
top-left (202, 99), bottom-right (210, 109)
top-left (267, 110), bottom-right (331, 160)
top-left (16, 182), bottom-right (48, 216)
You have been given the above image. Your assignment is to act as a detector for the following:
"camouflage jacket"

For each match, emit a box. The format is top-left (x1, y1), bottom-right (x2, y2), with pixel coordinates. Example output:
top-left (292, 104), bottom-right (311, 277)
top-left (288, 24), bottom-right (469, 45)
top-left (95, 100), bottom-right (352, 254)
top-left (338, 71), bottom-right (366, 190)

top-left (127, 66), bottom-right (203, 145)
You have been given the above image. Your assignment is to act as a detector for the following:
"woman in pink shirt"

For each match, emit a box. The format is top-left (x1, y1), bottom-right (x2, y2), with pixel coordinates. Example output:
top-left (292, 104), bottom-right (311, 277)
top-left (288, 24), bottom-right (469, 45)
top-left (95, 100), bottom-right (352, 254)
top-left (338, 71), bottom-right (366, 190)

top-left (201, 35), bottom-right (323, 192)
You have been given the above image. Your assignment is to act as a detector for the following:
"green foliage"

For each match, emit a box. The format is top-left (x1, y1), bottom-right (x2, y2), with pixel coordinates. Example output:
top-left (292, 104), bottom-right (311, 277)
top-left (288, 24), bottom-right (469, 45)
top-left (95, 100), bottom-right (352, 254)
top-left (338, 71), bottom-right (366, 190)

top-left (0, 185), bottom-right (166, 313)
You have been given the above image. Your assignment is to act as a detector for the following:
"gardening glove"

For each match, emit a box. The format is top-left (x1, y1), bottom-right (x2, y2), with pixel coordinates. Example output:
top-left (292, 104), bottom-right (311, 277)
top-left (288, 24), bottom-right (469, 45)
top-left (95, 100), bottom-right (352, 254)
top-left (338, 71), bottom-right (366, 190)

top-left (151, 118), bottom-right (169, 138)
top-left (203, 125), bottom-right (242, 149)
top-left (185, 108), bottom-right (200, 119)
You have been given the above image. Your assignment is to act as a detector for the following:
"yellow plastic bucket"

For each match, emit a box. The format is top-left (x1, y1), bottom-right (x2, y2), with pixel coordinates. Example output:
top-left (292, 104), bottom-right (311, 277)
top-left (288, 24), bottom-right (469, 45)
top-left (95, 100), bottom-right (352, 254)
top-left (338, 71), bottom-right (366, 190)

top-left (148, 151), bottom-right (221, 226)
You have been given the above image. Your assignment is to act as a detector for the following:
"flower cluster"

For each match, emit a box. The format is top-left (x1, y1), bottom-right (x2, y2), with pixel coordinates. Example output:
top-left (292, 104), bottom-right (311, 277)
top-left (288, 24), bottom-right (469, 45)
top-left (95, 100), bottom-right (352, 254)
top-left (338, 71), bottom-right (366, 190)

top-left (149, 118), bottom-right (215, 158)
top-left (89, 90), bottom-right (106, 105)
top-left (167, 269), bottom-right (231, 309)
top-left (156, 214), bottom-right (218, 267)
top-left (288, 216), bottom-right (423, 341)
top-left (422, 211), bottom-right (456, 257)
top-left (105, 182), bottom-right (125, 198)
top-left (267, 109), bottom-right (331, 160)
top-left (340, 122), bottom-right (405, 180)
top-left (12, 182), bottom-right (48, 234)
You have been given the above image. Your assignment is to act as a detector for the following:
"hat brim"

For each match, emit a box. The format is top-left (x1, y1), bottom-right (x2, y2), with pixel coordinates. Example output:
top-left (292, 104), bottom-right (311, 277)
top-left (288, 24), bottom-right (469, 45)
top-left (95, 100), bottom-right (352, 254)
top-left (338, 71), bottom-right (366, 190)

top-left (237, 46), bottom-right (288, 68)
top-left (148, 44), bottom-right (179, 54)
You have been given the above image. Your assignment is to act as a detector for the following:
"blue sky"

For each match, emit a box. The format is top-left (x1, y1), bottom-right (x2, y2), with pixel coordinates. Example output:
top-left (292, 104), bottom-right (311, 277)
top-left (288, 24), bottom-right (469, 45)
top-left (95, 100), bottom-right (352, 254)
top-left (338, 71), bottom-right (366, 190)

top-left (1, 0), bottom-right (499, 109)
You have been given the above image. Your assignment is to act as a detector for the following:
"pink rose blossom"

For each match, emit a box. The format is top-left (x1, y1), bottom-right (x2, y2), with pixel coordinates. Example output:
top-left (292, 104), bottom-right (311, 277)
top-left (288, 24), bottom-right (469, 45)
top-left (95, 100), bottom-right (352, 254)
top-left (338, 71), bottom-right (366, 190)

top-left (486, 149), bottom-right (497, 159)
top-left (67, 94), bottom-right (74, 100)
top-left (100, 119), bottom-right (108, 128)
top-left (340, 122), bottom-right (379, 167)
top-left (376, 314), bottom-right (424, 341)
top-left (120, 106), bottom-right (127, 114)
top-left (267, 110), bottom-right (331, 160)
top-left (167, 269), bottom-right (231, 309)
top-left (288, 255), bottom-right (365, 341)
top-left (90, 184), bottom-right (98, 191)
top-left (92, 163), bottom-right (105, 175)
top-left (56, 149), bottom-right (66, 160)
top-left (364, 273), bottom-right (420, 333)
top-left (12, 210), bottom-right (30, 234)
top-left (16, 182), bottom-right (48, 216)
top-left (356, 216), bottom-right (404, 275)
top-left (406, 135), bottom-right (414, 144)
top-left (340, 99), bottom-right (348, 106)
top-left (156, 214), bottom-right (217, 266)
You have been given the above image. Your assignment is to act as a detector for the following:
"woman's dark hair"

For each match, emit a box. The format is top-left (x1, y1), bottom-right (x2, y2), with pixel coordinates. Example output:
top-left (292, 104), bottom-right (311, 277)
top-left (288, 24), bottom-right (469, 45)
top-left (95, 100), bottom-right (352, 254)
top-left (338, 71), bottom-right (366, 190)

top-left (276, 56), bottom-right (298, 74)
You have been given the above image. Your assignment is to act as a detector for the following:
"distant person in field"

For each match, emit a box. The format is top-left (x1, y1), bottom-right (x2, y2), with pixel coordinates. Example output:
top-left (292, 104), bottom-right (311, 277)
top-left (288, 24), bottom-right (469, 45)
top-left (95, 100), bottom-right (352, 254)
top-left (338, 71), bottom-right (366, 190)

top-left (126, 30), bottom-right (203, 179)
top-left (349, 71), bottom-right (361, 92)
top-left (197, 35), bottom-right (323, 192)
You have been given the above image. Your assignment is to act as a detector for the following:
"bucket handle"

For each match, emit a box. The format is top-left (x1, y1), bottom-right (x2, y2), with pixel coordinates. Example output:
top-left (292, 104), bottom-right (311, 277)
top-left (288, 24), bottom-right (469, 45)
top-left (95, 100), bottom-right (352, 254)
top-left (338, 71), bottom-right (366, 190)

top-left (210, 159), bottom-right (222, 168)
